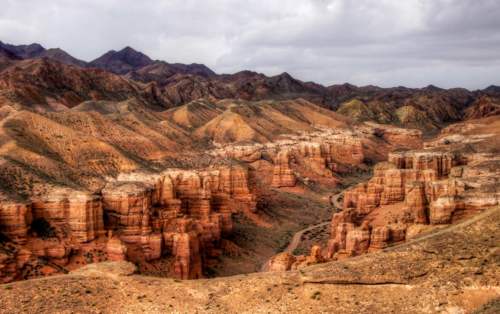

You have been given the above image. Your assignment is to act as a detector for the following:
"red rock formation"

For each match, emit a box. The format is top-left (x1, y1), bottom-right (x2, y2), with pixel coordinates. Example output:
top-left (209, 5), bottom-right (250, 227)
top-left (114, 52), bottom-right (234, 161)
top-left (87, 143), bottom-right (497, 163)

top-left (99, 164), bottom-right (255, 279)
top-left (266, 252), bottom-right (296, 272)
top-left (404, 181), bottom-right (428, 224)
top-left (0, 162), bottom-right (256, 282)
top-left (32, 191), bottom-right (105, 243)
top-left (0, 201), bottom-right (32, 244)
top-left (171, 219), bottom-right (203, 280)
top-left (101, 183), bottom-right (153, 242)
top-left (371, 125), bottom-right (423, 149)
top-left (271, 150), bottom-right (297, 187)
top-left (327, 149), bottom-right (499, 260)
top-left (345, 222), bottom-right (371, 256)
top-left (369, 226), bottom-right (390, 250)
top-left (106, 236), bottom-right (128, 261)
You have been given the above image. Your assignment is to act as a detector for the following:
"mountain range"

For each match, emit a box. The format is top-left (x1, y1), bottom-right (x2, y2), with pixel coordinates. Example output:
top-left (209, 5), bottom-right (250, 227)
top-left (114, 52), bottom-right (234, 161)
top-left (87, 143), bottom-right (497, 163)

top-left (0, 40), bottom-right (499, 130)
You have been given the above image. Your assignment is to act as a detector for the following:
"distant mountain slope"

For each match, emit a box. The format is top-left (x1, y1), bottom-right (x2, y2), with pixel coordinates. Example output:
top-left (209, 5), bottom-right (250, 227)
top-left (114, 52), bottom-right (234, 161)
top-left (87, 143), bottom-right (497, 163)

top-left (0, 41), bottom-right (499, 129)
top-left (0, 41), bottom-right (45, 58)
top-left (0, 46), bottom-right (22, 71)
top-left (0, 41), bottom-right (86, 67)
top-left (0, 58), bottom-right (166, 111)
top-left (166, 98), bottom-right (349, 144)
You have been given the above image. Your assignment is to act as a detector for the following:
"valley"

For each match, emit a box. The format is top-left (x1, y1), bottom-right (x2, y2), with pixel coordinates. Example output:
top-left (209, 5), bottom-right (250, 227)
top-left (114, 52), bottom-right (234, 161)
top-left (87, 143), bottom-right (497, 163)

top-left (0, 40), bottom-right (498, 313)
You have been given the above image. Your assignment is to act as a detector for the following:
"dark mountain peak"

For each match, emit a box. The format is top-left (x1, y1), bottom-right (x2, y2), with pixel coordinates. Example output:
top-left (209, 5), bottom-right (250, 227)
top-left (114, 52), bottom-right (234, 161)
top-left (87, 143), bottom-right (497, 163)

top-left (0, 45), bottom-right (22, 60)
top-left (328, 83), bottom-right (358, 92)
top-left (165, 62), bottom-right (216, 77)
top-left (271, 72), bottom-right (300, 83)
top-left (232, 70), bottom-right (261, 77)
top-left (0, 41), bottom-right (86, 67)
top-left (115, 46), bottom-right (152, 64)
top-left (483, 85), bottom-right (500, 95)
top-left (121, 46), bottom-right (135, 52)
top-left (90, 46), bottom-right (153, 74)
top-left (423, 84), bottom-right (443, 92)
top-left (341, 82), bottom-right (358, 89)
top-left (279, 71), bottom-right (292, 78)
top-left (186, 63), bottom-right (216, 76)
top-left (0, 41), bottom-right (45, 58)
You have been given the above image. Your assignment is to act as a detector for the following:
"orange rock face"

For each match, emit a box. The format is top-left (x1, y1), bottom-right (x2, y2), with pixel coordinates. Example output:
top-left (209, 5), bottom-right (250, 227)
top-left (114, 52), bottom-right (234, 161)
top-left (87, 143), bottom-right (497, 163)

top-left (31, 190), bottom-right (105, 243)
top-left (0, 201), bottom-right (32, 244)
top-left (326, 150), bottom-right (499, 259)
top-left (106, 236), bottom-right (127, 261)
top-left (102, 165), bottom-right (255, 279)
top-left (0, 164), bottom-right (256, 282)
top-left (213, 129), bottom-right (377, 191)
top-left (266, 252), bottom-right (296, 272)
top-left (266, 244), bottom-right (327, 271)
top-left (271, 150), bottom-right (297, 187)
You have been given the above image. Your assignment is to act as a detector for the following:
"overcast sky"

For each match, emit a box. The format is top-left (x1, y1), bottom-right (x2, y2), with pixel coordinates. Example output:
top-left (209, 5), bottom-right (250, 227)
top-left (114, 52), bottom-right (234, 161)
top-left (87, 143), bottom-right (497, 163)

top-left (1, 0), bottom-right (499, 89)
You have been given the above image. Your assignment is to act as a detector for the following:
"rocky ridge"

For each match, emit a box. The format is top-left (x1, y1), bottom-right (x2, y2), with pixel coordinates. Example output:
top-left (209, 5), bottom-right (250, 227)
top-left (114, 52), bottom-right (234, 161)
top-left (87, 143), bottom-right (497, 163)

top-left (265, 118), bottom-right (500, 271)
top-left (1, 41), bottom-right (499, 130)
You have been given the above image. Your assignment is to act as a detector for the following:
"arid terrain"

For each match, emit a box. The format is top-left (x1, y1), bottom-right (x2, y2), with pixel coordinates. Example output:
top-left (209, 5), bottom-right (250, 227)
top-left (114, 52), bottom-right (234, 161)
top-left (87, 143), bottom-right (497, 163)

top-left (0, 41), bottom-right (499, 313)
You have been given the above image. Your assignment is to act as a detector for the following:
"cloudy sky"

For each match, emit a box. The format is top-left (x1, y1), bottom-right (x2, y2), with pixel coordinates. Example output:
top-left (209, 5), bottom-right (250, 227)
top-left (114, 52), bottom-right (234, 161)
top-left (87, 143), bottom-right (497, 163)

top-left (1, 0), bottom-right (499, 89)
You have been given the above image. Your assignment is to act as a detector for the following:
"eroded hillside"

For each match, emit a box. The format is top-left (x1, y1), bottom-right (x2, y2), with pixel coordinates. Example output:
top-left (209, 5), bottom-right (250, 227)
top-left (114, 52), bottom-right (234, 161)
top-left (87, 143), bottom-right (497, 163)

top-left (0, 41), bottom-right (499, 313)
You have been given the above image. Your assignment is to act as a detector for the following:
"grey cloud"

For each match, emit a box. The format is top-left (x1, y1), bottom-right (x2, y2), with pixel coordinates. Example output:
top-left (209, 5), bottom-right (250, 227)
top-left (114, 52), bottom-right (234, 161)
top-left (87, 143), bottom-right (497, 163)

top-left (0, 0), bottom-right (498, 88)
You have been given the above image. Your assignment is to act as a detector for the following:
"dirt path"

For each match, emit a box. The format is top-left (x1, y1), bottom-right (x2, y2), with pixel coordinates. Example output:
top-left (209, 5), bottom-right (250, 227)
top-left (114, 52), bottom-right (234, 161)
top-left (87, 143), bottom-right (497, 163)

top-left (283, 221), bottom-right (331, 254)
top-left (282, 192), bottom-right (343, 255)
top-left (261, 192), bottom-right (343, 271)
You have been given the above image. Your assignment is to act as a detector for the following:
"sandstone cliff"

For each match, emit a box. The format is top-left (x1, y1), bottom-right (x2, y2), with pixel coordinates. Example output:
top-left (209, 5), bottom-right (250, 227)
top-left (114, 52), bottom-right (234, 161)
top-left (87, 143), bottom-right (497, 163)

top-left (0, 164), bottom-right (255, 282)
top-left (326, 150), bottom-right (499, 259)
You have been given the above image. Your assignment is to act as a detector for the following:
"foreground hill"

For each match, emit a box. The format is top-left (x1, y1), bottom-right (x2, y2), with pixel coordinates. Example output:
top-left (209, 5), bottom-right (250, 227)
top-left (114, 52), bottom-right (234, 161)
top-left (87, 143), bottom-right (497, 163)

top-left (0, 204), bottom-right (497, 313)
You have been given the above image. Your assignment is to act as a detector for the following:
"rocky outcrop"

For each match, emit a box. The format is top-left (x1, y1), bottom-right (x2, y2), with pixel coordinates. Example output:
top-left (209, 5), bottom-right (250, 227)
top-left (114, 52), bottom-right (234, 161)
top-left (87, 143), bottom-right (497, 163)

top-left (0, 201), bottom-right (32, 244)
top-left (370, 124), bottom-right (423, 149)
top-left (106, 236), bottom-right (127, 261)
top-left (271, 150), bottom-right (296, 187)
top-left (266, 244), bottom-right (327, 271)
top-left (170, 218), bottom-right (203, 280)
top-left (212, 127), bottom-right (384, 190)
top-left (32, 190), bottom-right (105, 243)
top-left (404, 181), bottom-right (428, 224)
top-left (266, 252), bottom-right (296, 272)
top-left (327, 150), bottom-right (499, 259)
top-left (103, 164), bottom-right (255, 279)
top-left (0, 164), bottom-right (256, 282)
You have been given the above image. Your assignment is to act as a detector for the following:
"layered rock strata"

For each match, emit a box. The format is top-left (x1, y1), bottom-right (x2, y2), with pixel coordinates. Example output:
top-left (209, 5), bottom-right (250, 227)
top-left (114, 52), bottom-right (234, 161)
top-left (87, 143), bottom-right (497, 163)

top-left (0, 165), bottom-right (255, 282)
top-left (212, 125), bottom-right (421, 189)
top-left (327, 150), bottom-right (499, 258)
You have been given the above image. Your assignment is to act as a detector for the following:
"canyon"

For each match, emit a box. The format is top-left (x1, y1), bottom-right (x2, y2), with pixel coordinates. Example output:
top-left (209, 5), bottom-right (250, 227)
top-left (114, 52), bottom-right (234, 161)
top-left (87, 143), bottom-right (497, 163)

top-left (264, 116), bottom-right (499, 272)
top-left (0, 41), bottom-right (498, 313)
top-left (0, 108), bottom-right (423, 282)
